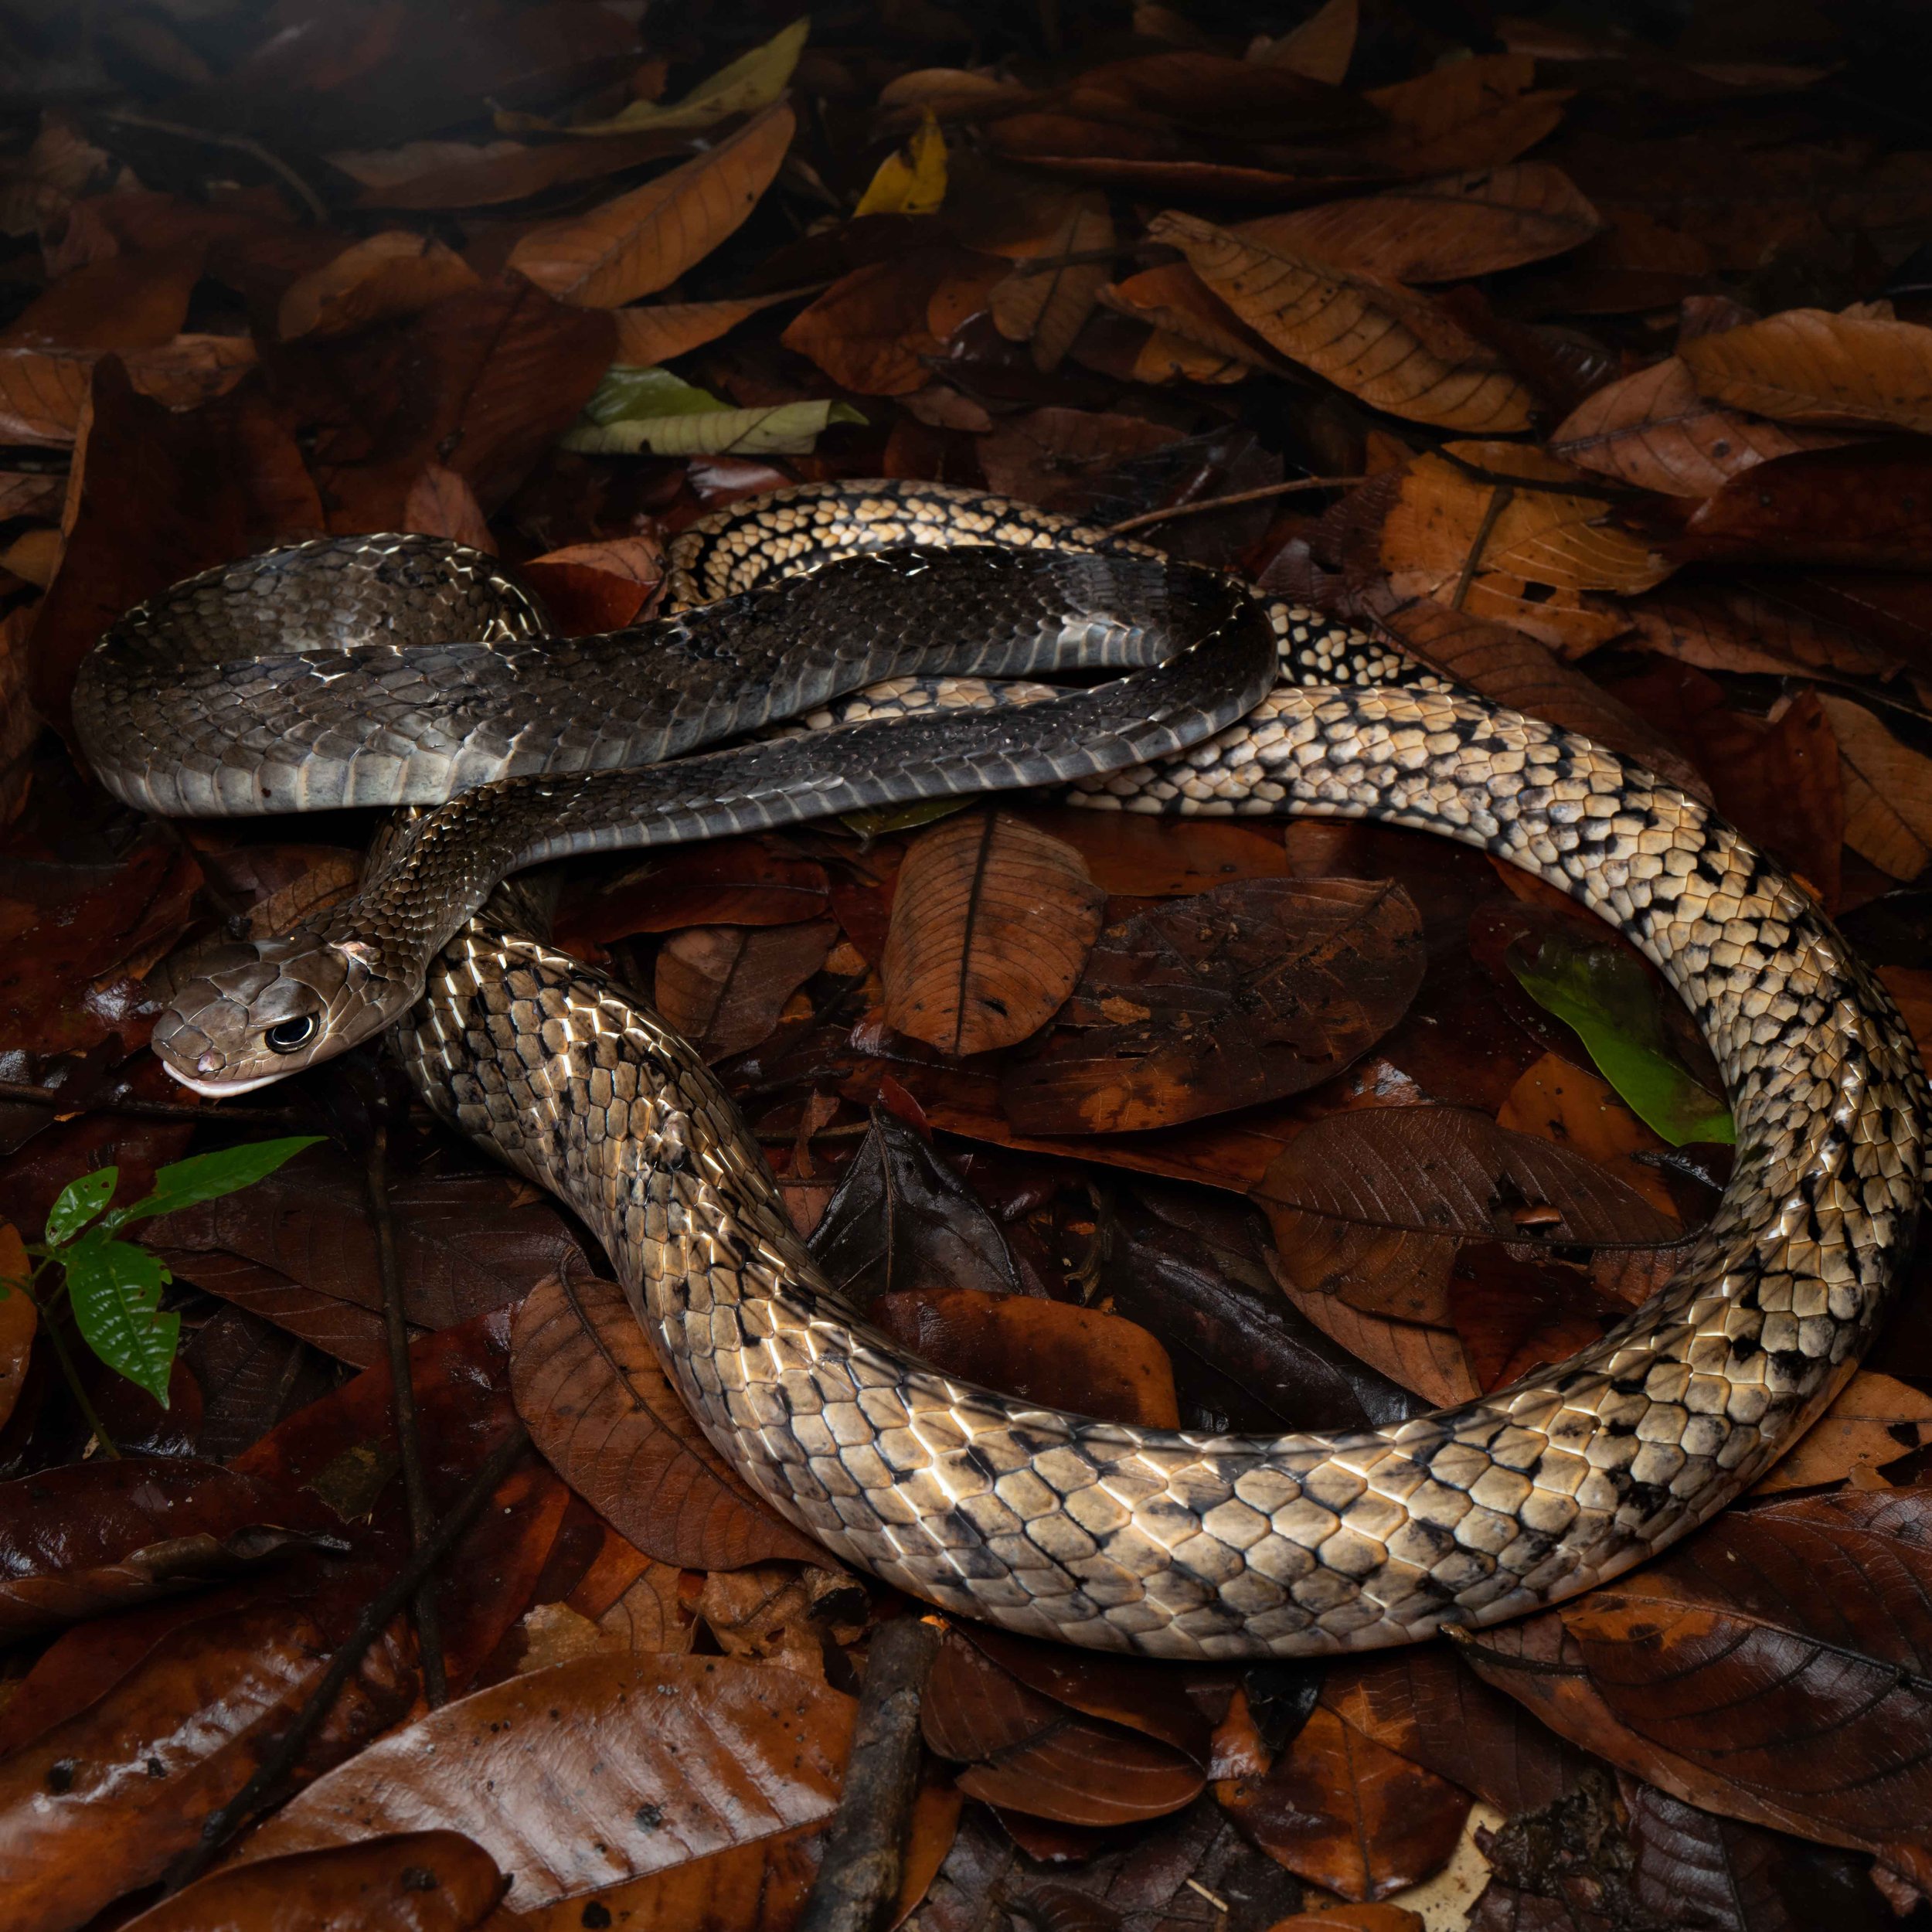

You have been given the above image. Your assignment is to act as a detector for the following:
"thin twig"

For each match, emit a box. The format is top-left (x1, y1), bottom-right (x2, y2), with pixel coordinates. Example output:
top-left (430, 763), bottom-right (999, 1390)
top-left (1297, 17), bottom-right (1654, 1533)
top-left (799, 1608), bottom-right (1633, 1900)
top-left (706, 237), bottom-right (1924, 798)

top-left (161, 1421), bottom-right (532, 1893)
top-left (366, 1117), bottom-right (447, 1708)
top-left (1105, 475), bottom-right (1366, 536)
top-left (796, 1615), bottom-right (942, 1932)
top-left (1451, 482), bottom-right (1514, 612)
top-left (1432, 445), bottom-right (1645, 503)
top-left (39, 1309), bottom-right (120, 1460)
top-left (96, 109), bottom-right (328, 222)
top-left (0, 1076), bottom-right (311, 1127)
top-left (1011, 243), bottom-right (1141, 276)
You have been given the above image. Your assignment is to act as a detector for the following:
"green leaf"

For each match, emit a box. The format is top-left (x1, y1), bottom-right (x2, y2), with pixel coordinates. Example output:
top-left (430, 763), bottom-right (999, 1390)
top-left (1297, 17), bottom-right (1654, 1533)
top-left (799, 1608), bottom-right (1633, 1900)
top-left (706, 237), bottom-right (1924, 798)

top-left (840, 795), bottom-right (978, 837)
top-left (583, 363), bottom-right (733, 427)
top-left (64, 1236), bottom-right (178, 1404)
top-left (563, 396), bottom-right (866, 457)
top-left (110, 1135), bottom-right (323, 1233)
top-left (1509, 934), bottom-right (1734, 1147)
top-left (45, 1168), bottom-right (117, 1248)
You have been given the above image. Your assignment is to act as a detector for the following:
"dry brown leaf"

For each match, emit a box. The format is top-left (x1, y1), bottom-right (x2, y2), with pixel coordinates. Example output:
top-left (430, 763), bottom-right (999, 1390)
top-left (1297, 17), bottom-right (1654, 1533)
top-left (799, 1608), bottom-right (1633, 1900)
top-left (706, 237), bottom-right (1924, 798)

top-left (989, 190), bottom-right (1115, 374)
top-left (509, 102), bottom-right (794, 308)
top-left (0, 1222), bottom-right (32, 1433)
top-left (509, 1270), bottom-right (824, 1570)
top-left (781, 249), bottom-right (955, 396)
top-left (235, 1653), bottom-right (855, 1916)
top-left (1497, 1053), bottom-right (1679, 1222)
top-left (1366, 597), bottom-right (1709, 800)
top-left (1099, 262), bottom-right (1267, 372)
top-left (0, 336), bottom-right (257, 447)
top-left (1366, 53), bottom-right (1572, 175)
top-left (1380, 441), bottom-right (1672, 604)
top-left (655, 919), bottom-right (836, 1063)
top-left (1817, 693), bottom-right (1932, 879)
top-left (1549, 355), bottom-right (1855, 496)
top-left (882, 810), bottom-right (1105, 1056)
top-left (402, 464), bottom-right (495, 552)
top-left (1149, 212), bottom-right (1535, 433)
top-left (611, 288), bottom-right (804, 364)
top-left (1678, 306), bottom-right (1932, 433)
top-left (1251, 0), bottom-right (1358, 83)
top-left (1750, 1370), bottom-right (1932, 1495)
top-left (277, 230), bottom-right (480, 340)
top-left (0, 245), bottom-right (203, 353)
top-left (1243, 165), bottom-right (1600, 284)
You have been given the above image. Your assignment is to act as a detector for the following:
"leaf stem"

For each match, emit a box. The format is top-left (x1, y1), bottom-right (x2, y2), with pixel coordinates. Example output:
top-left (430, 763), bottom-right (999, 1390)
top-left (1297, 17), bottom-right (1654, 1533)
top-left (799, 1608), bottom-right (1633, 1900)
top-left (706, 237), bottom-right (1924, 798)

top-left (39, 1297), bottom-right (121, 1461)
top-left (1104, 474), bottom-right (1366, 536)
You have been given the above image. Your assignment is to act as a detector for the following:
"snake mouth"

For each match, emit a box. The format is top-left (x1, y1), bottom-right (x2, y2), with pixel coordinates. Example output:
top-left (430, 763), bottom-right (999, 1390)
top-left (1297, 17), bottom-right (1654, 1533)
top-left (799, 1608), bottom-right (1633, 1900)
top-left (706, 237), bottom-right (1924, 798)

top-left (155, 1058), bottom-right (293, 1100)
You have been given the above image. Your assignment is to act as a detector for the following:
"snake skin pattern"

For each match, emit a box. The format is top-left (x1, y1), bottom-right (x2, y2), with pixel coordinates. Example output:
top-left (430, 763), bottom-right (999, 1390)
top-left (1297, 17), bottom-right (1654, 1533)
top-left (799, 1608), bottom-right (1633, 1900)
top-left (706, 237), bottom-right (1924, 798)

top-left (92, 482), bottom-right (1929, 1657)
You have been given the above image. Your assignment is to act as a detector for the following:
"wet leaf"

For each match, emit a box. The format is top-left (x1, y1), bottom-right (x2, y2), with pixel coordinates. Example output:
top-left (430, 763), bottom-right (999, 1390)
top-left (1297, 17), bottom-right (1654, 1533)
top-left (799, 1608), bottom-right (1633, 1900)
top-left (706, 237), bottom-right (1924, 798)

top-left (65, 1236), bottom-right (176, 1403)
top-left (119, 1831), bottom-right (507, 1932)
top-left (0, 1222), bottom-right (32, 1433)
top-left (1000, 878), bottom-right (1424, 1134)
top-left (655, 918), bottom-right (836, 1062)
top-left (807, 1108), bottom-right (1025, 1307)
top-left (558, 840), bottom-right (829, 945)
top-left (883, 811), bottom-right (1105, 1056)
top-left (1150, 212), bottom-right (1536, 434)
top-left (276, 231), bottom-right (479, 341)
top-left (1255, 1105), bottom-right (1680, 1245)
top-left (509, 1269), bottom-right (823, 1570)
top-left (0, 1458), bottom-right (331, 1642)
top-left (1549, 355), bottom-right (1853, 496)
top-left (1247, 165), bottom-right (1602, 284)
top-left (1819, 692), bottom-right (1932, 879)
top-left (871, 1287), bottom-right (1181, 1427)
top-left (922, 1627), bottom-right (1203, 1825)
top-left (1679, 305), bottom-right (1932, 433)
top-left (1460, 1488), bottom-right (1932, 1891)
top-left (1508, 931), bottom-right (1732, 1145)
top-left (509, 103), bottom-right (795, 308)
top-left (1217, 1702), bottom-right (1471, 1901)
top-left (238, 1653), bottom-right (854, 1913)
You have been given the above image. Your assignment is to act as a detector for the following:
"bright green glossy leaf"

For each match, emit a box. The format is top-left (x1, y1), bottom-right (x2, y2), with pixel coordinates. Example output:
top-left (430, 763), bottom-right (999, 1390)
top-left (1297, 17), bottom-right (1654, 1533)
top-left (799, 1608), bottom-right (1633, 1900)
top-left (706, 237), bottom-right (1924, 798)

top-left (111, 1136), bottom-right (324, 1233)
top-left (64, 1236), bottom-right (178, 1403)
top-left (45, 1168), bottom-right (117, 1247)
top-left (1510, 933), bottom-right (1733, 1147)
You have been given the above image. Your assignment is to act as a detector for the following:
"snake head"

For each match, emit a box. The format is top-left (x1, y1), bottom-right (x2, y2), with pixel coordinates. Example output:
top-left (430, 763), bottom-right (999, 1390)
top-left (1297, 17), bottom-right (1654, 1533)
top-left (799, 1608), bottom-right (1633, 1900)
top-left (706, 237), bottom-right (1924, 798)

top-left (152, 930), bottom-right (406, 1095)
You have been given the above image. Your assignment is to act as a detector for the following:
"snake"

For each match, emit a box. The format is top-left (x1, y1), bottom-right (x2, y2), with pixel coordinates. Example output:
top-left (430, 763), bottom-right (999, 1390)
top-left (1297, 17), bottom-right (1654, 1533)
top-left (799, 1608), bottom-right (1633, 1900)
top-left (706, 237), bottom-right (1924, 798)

top-left (75, 480), bottom-right (1928, 1660)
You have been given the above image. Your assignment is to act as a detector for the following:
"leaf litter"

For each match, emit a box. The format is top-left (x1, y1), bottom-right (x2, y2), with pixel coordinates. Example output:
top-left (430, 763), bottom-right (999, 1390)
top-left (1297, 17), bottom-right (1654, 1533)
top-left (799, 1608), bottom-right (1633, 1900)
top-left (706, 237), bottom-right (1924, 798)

top-left (0, 5), bottom-right (1928, 1930)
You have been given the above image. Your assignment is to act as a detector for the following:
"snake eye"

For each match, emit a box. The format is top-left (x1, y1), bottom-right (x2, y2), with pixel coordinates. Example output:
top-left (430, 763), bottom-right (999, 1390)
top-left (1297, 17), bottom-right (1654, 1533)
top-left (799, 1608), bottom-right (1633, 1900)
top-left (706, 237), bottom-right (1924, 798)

top-left (264, 1014), bottom-right (318, 1055)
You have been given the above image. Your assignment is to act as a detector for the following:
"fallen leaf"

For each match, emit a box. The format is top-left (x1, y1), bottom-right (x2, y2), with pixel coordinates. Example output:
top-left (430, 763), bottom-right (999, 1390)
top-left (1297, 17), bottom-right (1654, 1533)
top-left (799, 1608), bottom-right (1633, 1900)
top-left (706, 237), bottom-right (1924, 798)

top-left (1750, 1369), bottom-right (1932, 1494)
top-left (1151, 212), bottom-right (1536, 433)
top-left (655, 918), bottom-right (836, 1062)
top-left (1245, 165), bottom-right (1601, 284)
top-left (1819, 692), bottom-right (1932, 879)
top-left (541, 16), bottom-right (809, 138)
top-left (1669, 440), bottom-right (1932, 570)
top-left (882, 811), bottom-right (1105, 1056)
top-left (922, 1627), bottom-right (1204, 1825)
top-left (977, 406), bottom-right (1189, 512)
top-left (1000, 878), bottom-right (1424, 1134)
top-left (1256, 1105), bottom-right (1680, 1245)
top-left (0, 245), bottom-right (204, 353)
top-left (1365, 53), bottom-right (1572, 175)
top-left (1679, 306), bottom-right (1932, 432)
top-left (855, 108), bottom-right (949, 217)
top-left (335, 130), bottom-right (696, 211)
top-left (509, 103), bottom-right (795, 307)
top-left (402, 463), bottom-right (495, 551)
top-left (611, 287), bottom-right (807, 365)
top-left (1380, 441), bottom-right (1672, 600)
top-left (0, 1458), bottom-right (332, 1641)
top-left (781, 247), bottom-right (967, 395)
top-left (519, 536), bottom-right (665, 634)
top-left (509, 1269), bottom-right (823, 1569)
top-left (1253, 0), bottom-right (1358, 84)
top-left (990, 190), bottom-right (1114, 373)
top-left (557, 839), bottom-right (828, 945)
top-left (1460, 1488), bottom-right (1932, 1893)
top-left (119, 1831), bottom-right (507, 1932)
top-left (1216, 1702), bottom-right (1471, 1901)
top-left (235, 1652), bottom-right (855, 1915)
top-left (871, 1287), bottom-right (1181, 1427)
top-left (1100, 261), bottom-right (1270, 371)
top-left (1549, 355), bottom-right (1854, 496)
top-left (276, 230), bottom-right (479, 340)
top-left (0, 1219), bottom-right (33, 1430)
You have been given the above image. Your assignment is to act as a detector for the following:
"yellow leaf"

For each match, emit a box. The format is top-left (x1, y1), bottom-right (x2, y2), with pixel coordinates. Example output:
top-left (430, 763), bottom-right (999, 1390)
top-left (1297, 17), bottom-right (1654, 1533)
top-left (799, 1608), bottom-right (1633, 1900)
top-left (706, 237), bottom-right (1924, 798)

top-left (854, 110), bottom-right (947, 216)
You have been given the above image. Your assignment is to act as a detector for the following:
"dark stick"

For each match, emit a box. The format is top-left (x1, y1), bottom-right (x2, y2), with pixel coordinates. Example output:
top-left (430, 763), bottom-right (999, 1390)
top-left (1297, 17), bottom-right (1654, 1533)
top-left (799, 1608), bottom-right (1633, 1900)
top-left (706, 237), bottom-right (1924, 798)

top-left (796, 1615), bottom-right (942, 1932)
top-left (160, 1421), bottom-right (531, 1893)
top-left (1104, 474), bottom-right (1365, 536)
top-left (365, 1117), bottom-right (447, 1707)
top-left (96, 109), bottom-right (328, 221)
top-left (0, 1076), bottom-right (310, 1127)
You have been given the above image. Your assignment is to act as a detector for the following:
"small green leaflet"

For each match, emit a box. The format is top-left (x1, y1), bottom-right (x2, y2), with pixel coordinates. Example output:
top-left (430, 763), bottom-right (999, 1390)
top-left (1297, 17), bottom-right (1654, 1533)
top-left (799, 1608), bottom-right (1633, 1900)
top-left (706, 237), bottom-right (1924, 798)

top-left (566, 366), bottom-right (865, 458)
top-left (1509, 933), bottom-right (1734, 1146)
top-left (65, 1236), bottom-right (179, 1404)
top-left (106, 1135), bottom-right (323, 1233)
top-left (46, 1167), bottom-right (117, 1246)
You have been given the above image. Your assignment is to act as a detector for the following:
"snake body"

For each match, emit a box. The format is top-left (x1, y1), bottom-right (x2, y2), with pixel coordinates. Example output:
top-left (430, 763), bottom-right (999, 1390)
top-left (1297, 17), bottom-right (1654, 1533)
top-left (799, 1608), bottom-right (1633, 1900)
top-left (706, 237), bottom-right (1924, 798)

top-left (79, 481), bottom-right (1927, 1658)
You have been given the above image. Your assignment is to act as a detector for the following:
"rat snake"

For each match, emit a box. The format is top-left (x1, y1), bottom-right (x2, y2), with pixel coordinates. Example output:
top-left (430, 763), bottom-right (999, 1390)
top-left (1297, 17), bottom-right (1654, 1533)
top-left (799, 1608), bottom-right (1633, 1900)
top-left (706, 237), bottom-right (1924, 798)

top-left (77, 480), bottom-right (1928, 1658)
